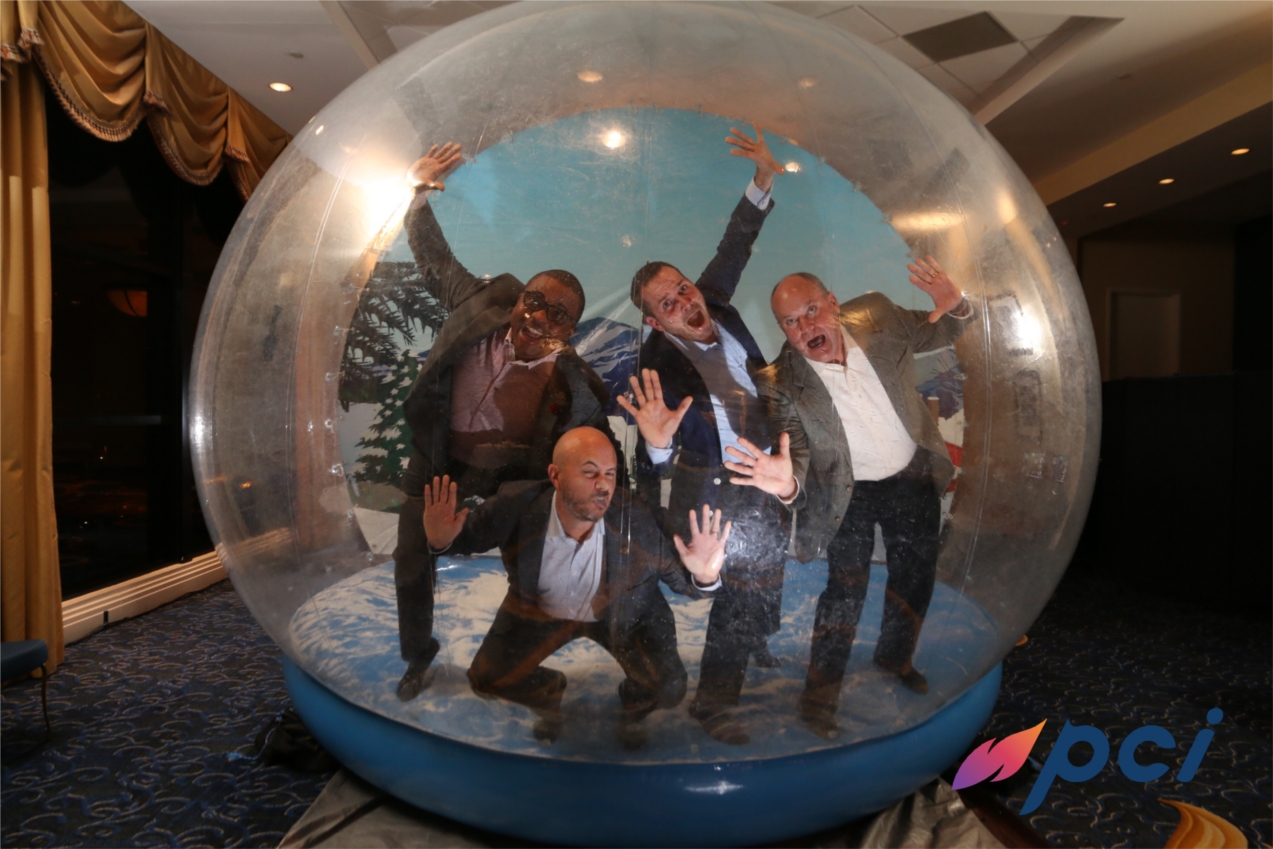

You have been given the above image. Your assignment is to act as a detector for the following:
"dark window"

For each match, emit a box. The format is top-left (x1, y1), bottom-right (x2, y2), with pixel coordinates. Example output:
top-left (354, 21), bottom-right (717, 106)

top-left (46, 84), bottom-right (243, 598)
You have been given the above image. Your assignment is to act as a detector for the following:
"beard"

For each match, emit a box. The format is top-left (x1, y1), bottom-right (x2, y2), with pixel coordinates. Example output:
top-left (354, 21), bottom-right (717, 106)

top-left (562, 488), bottom-right (611, 524)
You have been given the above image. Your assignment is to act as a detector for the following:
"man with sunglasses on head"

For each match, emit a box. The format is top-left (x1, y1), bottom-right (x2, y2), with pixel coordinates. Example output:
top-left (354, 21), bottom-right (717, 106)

top-left (390, 142), bottom-right (614, 702)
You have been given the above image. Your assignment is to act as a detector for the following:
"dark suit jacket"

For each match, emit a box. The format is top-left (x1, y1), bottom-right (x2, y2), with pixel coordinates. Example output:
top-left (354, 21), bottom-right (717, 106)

top-left (447, 481), bottom-right (709, 630)
top-left (634, 195), bottom-right (773, 538)
top-left (400, 197), bottom-right (613, 486)
top-left (759, 292), bottom-right (972, 562)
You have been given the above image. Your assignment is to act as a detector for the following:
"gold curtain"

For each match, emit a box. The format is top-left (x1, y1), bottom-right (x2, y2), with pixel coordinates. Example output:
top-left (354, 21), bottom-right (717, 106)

top-left (0, 0), bottom-right (291, 667)
top-left (1, 5), bottom-right (64, 666)
top-left (16, 0), bottom-right (290, 200)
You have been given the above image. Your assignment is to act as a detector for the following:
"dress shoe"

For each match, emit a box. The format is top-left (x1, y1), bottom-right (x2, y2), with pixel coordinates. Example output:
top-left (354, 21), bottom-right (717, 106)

top-left (616, 717), bottom-right (649, 751)
top-left (533, 714), bottom-right (564, 745)
top-left (750, 645), bottom-right (782, 668)
top-left (689, 703), bottom-right (750, 746)
top-left (395, 638), bottom-right (440, 702)
top-left (876, 661), bottom-right (929, 694)
top-left (800, 700), bottom-right (841, 740)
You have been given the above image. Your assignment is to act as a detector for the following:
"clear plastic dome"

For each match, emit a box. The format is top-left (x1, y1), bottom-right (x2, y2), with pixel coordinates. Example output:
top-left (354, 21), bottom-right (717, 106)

top-left (192, 0), bottom-right (1098, 770)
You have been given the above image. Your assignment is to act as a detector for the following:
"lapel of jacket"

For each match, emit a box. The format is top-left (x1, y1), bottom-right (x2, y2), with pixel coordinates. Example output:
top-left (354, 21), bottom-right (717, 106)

top-left (421, 278), bottom-right (522, 381)
top-left (842, 300), bottom-right (911, 422)
top-left (514, 487), bottom-right (555, 602)
top-left (781, 344), bottom-right (845, 446)
top-left (646, 330), bottom-right (720, 440)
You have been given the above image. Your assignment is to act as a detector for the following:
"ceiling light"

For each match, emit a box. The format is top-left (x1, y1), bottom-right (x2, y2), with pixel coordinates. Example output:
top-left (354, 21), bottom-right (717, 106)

top-left (797, 77), bottom-right (817, 89)
top-left (269, 82), bottom-right (292, 92)
top-left (1231, 148), bottom-right (1250, 156)
top-left (1103, 202), bottom-right (1117, 208)
top-left (1158, 178), bottom-right (1174, 185)
top-left (603, 130), bottom-right (625, 149)
top-left (785, 162), bottom-right (800, 173)
top-left (578, 70), bottom-right (603, 83)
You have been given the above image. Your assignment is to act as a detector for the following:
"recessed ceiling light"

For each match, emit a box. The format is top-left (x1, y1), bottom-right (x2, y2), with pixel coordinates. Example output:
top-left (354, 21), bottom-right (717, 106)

top-left (785, 162), bottom-right (801, 173)
top-left (578, 70), bottom-right (602, 83)
top-left (1103, 202), bottom-right (1117, 208)
top-left (603, 130), bottom-right (625, 149)
top-left (269, 82), bottom-right (292, 92)
top-left (315, 125), bottom-right (324, 136)
top-left (1231, 147), bottom-right (1250, 156)
top-left (1158, 178), bottom-right (1174, 185)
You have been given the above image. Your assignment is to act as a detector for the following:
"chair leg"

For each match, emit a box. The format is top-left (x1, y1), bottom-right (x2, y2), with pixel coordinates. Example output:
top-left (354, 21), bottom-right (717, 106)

top-left (39, 663), bottom-right (50, 742)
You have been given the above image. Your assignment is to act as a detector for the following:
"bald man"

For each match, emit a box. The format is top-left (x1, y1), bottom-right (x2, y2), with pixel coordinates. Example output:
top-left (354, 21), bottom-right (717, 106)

top-left (726, 260), bottom-right (973, 740)
top-left (423, 427), bottom-right (730, 749)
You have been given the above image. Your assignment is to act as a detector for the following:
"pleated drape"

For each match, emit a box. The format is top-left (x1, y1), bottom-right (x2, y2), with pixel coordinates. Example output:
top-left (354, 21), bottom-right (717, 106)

top-left (1, 21), bottom-right (64, 666)
top-left (9, 0), bottom-right (290, 199)
top-left (1, 0), bottom-right (291, 667)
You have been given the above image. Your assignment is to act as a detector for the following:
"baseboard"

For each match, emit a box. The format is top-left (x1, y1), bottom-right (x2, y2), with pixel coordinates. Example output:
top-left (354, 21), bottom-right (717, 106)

top-left (62, 551), bottom-right (228, 645)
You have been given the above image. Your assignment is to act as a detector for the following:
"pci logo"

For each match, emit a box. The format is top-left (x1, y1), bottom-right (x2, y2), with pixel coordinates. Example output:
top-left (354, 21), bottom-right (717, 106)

top-left (952, 708), bottom-right (1223, 813)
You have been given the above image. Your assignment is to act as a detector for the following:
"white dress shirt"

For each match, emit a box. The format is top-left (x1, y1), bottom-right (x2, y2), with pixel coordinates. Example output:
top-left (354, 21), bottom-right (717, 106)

top-left (537, 494), bottom-right (605, 622)
top-left (806, 327), bottom-right (917, 482)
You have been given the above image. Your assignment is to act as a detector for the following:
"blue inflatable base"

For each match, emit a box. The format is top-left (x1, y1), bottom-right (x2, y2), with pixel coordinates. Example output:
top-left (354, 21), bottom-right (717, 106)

top-left (285, 657), bottom-right (1001, 846)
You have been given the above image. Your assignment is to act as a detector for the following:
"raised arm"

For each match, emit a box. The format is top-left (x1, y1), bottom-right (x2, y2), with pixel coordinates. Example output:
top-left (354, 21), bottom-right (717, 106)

top-left (403, 143), bottom-right (487, 311)
top-left (697, 125), bottom-right (783, 305)
top-left (438, 479), bottom-right (544, 556)
top-left (894, 256), bottom-right (975, 352)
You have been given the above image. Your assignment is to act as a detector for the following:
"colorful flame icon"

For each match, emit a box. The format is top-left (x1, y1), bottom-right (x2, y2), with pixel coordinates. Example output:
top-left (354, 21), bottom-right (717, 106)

top-left (952, 720), bottom-right (1047, 790)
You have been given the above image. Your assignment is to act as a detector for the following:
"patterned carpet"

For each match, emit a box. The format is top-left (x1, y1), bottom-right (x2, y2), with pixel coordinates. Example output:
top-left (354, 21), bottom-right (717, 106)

top-left (2, 571), bottom-right (1268, 847)
top-left (975, 575), bottom-right (1272, 847)
top-left (1, 583), bottom-right (333, 848)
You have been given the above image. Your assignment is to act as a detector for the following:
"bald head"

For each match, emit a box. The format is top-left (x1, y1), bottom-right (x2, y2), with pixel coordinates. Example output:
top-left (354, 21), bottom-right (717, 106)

top-left (552, 426), bottom-right (616, 468)
top-left (771, 272), bottom-right (846, 365)
top-left (549, 427), bottom-right (618, 530)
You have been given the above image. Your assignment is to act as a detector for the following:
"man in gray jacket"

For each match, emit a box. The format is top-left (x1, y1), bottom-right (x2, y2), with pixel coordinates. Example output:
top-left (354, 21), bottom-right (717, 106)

top-left (724, 257), bottom-right (973, 740)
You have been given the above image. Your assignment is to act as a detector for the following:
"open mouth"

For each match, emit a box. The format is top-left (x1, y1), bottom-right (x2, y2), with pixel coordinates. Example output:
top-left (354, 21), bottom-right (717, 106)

top-left (807, 333), bottom-right (827, 350)
top-left (686, 308), bottom-right (707, 330)
top-left (519, 324), bottom-right (546, 342)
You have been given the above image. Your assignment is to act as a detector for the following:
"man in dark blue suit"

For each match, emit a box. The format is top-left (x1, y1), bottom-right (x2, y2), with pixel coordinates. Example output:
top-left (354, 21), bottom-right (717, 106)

top-left (617, 126), bottom-right (789, 746)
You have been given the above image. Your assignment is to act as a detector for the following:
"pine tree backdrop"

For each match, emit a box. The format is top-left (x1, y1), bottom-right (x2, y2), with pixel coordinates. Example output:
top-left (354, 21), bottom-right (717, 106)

top-left (340, 261), bottom-right (449, 490)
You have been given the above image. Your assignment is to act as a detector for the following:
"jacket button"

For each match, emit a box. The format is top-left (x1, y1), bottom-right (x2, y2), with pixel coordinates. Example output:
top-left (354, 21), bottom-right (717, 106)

top-left (713, 477), bottom-right (721, 485)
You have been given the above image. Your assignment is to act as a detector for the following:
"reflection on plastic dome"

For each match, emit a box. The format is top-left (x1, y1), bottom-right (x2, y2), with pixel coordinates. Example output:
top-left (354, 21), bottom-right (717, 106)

top-left (192, 0), bottom-right (1098, 775)
top-left (304, 108), bottom-right (989, 759)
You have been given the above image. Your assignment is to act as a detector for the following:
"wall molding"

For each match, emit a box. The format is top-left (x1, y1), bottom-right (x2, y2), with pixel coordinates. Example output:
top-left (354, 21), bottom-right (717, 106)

top-left (62, 552), bottom-right (227, 645)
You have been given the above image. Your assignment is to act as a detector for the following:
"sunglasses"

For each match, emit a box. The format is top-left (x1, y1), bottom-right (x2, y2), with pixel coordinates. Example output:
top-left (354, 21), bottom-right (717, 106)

top-left (520, 289), bottom-right (576, 327)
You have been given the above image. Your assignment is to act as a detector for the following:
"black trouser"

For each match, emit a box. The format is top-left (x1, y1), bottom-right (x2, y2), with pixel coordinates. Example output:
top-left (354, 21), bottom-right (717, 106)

top-left (803, 450), bottom-right (940, 709)
top-left (467, 592), bottom-right (688, 722)
top-left (690, 481), bottom-right (789, 715)
top-left (393, 451), bottom-right (530, 665)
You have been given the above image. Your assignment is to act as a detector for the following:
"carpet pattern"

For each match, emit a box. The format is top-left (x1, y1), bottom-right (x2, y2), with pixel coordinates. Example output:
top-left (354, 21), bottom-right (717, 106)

top-left (1, 583), bottom-right (333, 848)
top-left (975, 576), bottom-right (1271, 847)
top-left (2, 571), bottom-right (1268, 847)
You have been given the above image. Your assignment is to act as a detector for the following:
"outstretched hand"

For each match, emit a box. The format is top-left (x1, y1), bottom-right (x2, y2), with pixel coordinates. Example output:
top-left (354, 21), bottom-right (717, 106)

top-left (727, 124), bottom-right (785, 192)
top-left (724, 433), bottom-right (797, 500)
top-left (908, 255), bottom-right (964, 323)
top-left (422, 475), bottom-right (469, 551)
top-left (673, 504), bottom-right (732, 586)
top-left (616, 369), bottom-right (692, 451)
top-left (407, 142), bottom-right (464, 189)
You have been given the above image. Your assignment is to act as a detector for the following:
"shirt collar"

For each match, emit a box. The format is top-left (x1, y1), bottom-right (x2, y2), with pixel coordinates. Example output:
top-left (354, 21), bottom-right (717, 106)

top-left (500, 327), bottom-right (564, 366)
top-left (665, 320), bottom-right (739, 358)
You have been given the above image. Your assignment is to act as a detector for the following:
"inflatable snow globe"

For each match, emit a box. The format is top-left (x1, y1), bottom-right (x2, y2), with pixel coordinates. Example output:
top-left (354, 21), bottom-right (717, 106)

top-left (190, 2), bottom-right (1099, 844)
